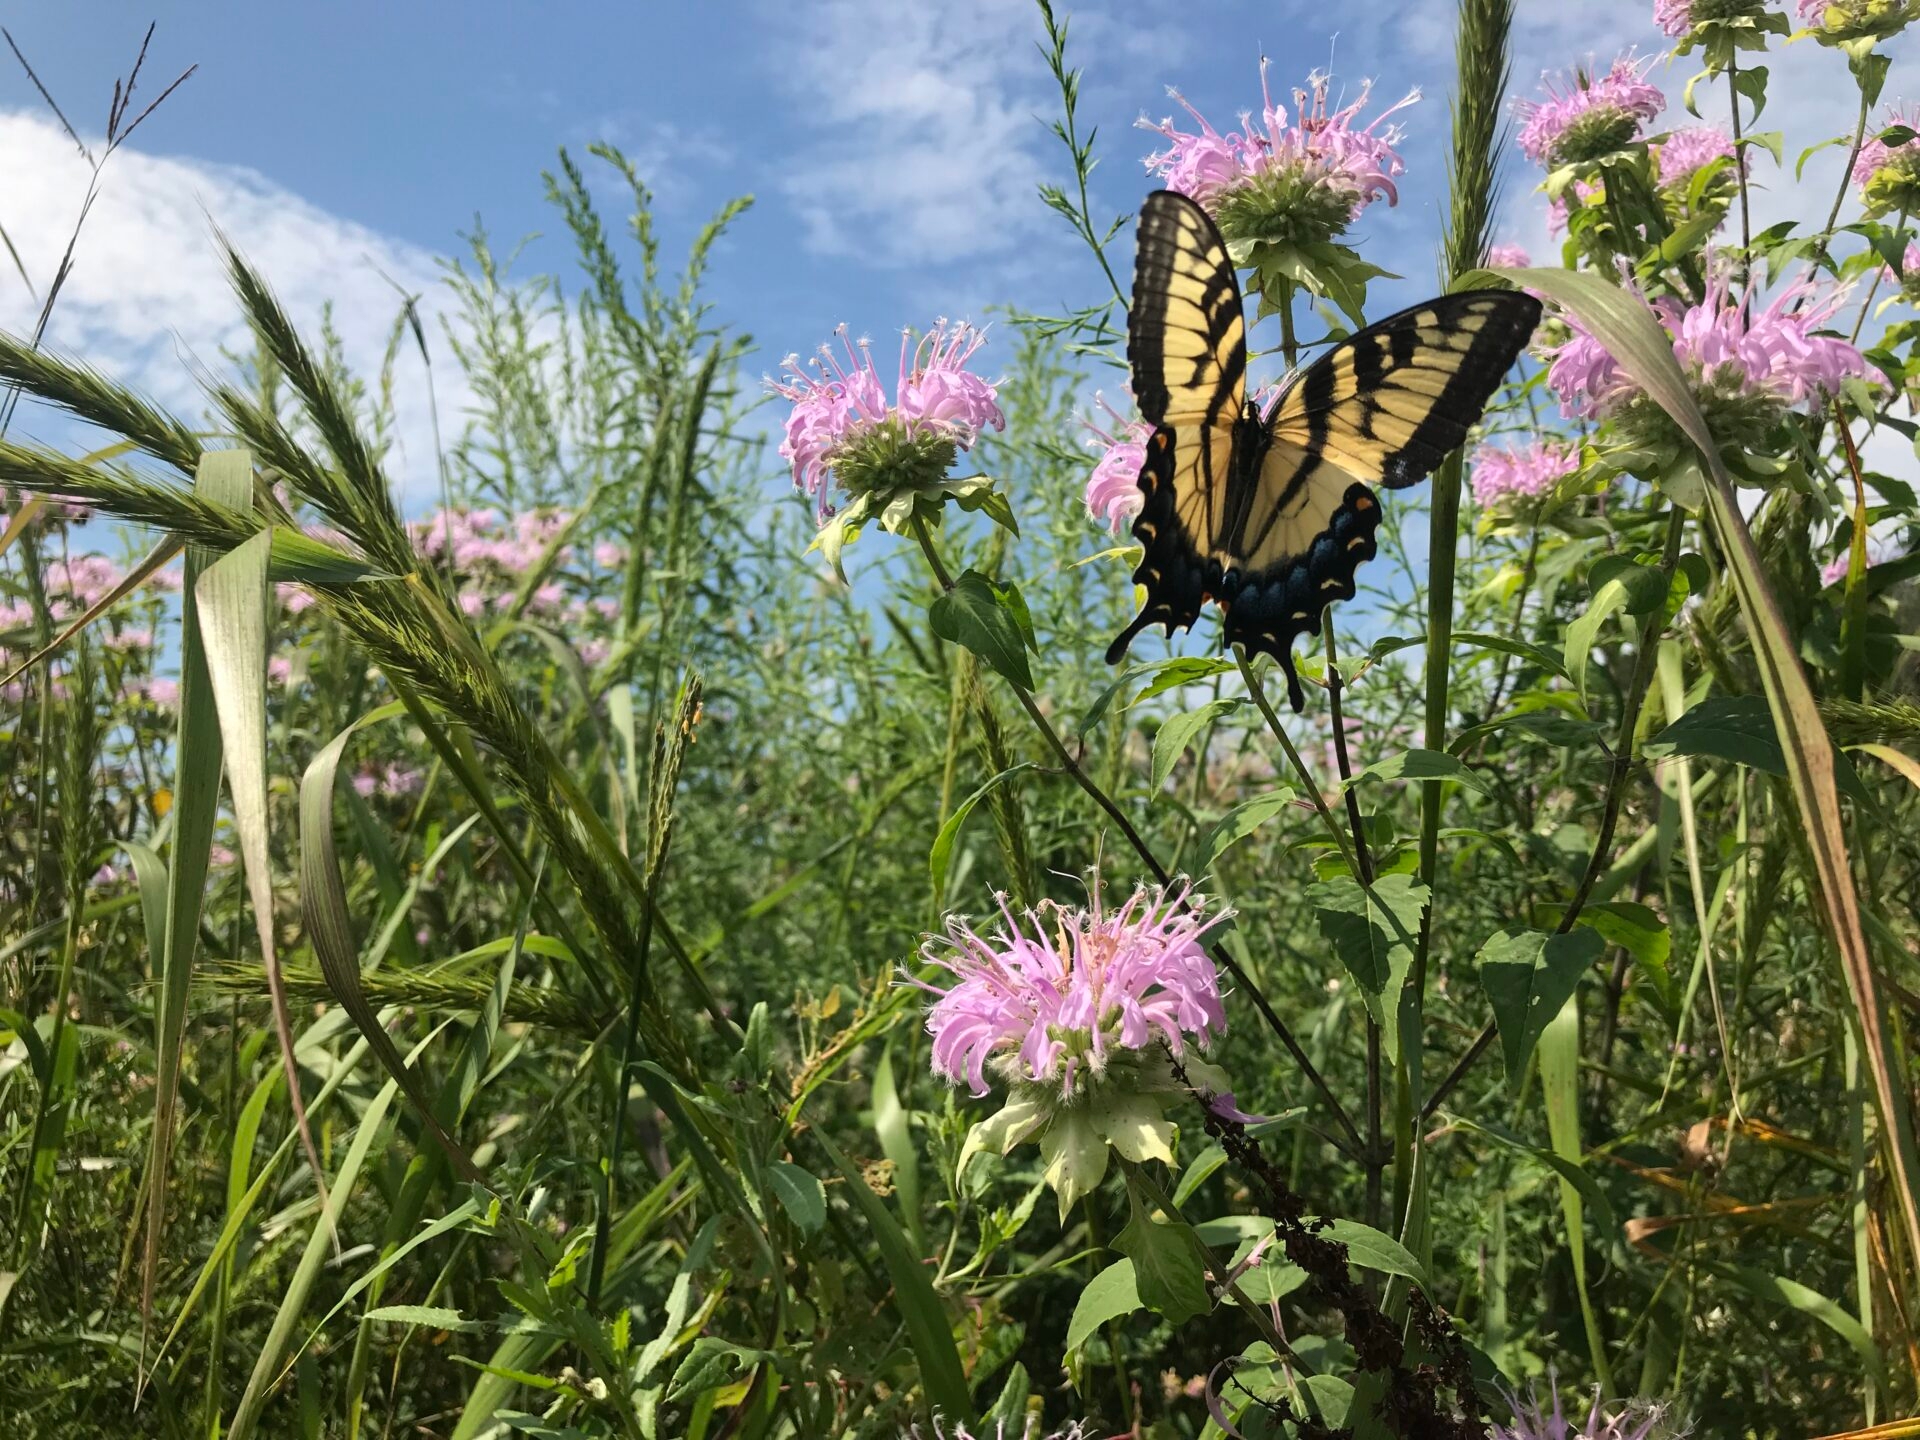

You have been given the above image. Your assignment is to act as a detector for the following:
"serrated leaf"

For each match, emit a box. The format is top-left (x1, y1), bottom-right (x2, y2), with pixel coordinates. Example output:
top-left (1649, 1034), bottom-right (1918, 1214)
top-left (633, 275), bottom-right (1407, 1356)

top-left (1151, 699), bottom-right (1241, 789)
top-left (1307, 874), bottom-right (1428, 1061)
top-left (1204, 788), bottom-right (1298, 864)
top-left (1476, 928), bottom-right (1603, 1086)
top-left (1132, 655), bottom-right (1236, 707)
top-left (929, 569), bottom-right (1036, 691)
top-left (1113, 1186), bottom-right (1210, 1326)
top-left (363, 1304), bottom-right (479, 1333)
top-left (1325, 1218), bottom-right (1429, 1292)
top-left (1347, 747), bottom-right (1488, 795)
top-left (1537, 900), bottom-right (1673, 1007)
top-left (1645, 693), bottom-right (1783, 773)
top-left (1065, 1258), bottom-right (1142, 1351)
top-left (766, 1161), bottom-right (826, 1237)
top-left (667, 1337), bottom-right (774, 1403)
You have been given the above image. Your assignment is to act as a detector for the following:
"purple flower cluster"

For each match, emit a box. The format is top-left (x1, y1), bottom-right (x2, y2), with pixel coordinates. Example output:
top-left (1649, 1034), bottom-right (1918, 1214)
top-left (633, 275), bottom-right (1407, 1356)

top-left (1547, 268), bottom-right (1871, 421)
top-left (917, 884), bottom-right (1229, 1098)
top-left (1470, 439), bottom-right (1582, 509)
top-left (1853, 105), bottom-right (1920, 214)
top-left (1517, 55), bottom-right (1665, 168)
top-left (1487, 243), bottom-right (1534, 269)
top-left (1140, 61), bottom-right (1416, 219)
top-left (1656, 126), bottom-right (1738, 187)
top-left (409, 505), bottom-right (577, 574)
top-left (1494, 1382), bottom-right (1678, 1440)
top-left (768, 321), bottom-right (1005, 523)
top-left (353, 762), bottom-right (425, 799)
top-left (1083, 394), bottom-right (1152, 532)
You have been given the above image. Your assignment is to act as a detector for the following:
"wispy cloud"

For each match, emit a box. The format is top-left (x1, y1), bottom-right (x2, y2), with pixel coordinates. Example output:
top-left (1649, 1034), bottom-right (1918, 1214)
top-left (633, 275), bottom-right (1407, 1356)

top-left (0, 110), bottom-right (464, 501)
top-left (760, 0), bottom-right (1059, 266)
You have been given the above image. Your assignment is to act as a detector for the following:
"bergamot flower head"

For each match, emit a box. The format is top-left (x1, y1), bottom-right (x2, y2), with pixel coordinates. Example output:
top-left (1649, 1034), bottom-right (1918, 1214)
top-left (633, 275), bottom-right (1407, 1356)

top-left (1853, 106), bottom-right (1920, 215)
top-left (1800, 0), bottom-right (1920, 43)
top-left (1494, 1379), bottom-right (1686, 1440)
top-left (1517, 54), bottom-right (1665, 168)
top-left (1470, 438), bottom-right (1582, 514)
top-left (911, 881), bottom-right (1239, 1215)
top-left (769, 321), bottom-right (1003, 524)
top-left (1083, 393), bottom-right (1152, 533)
top-left (1544, 261), bottom-right (1872, 466)
top-left (1140, 59), bottom-right (1416, 248)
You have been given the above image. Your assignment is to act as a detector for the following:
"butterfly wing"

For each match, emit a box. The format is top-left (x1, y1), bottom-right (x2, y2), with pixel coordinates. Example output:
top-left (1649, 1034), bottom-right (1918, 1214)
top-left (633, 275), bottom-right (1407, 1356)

top-left (1107, 190), bottom-right (1250, 665)
top-left (1220, 291), bottom-right (1543, 708)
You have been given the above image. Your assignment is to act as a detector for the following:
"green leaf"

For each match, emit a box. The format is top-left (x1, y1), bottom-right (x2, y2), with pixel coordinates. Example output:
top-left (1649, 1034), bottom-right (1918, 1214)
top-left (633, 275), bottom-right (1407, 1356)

top-left (1204, 788), bottom-right (1298, 864)
top-left (1537, 901), bottom-right (1672, 1007)
top-left (667, 1337), bottom-right (774, 1403)
top-left (1347, 747), bottom-right (1489, 795)
top-left (766, 1161), bottom-right (826, 1237)
top-left (812, 1127), bottom-right (972, 1423)
top-left (1065, 1258), bottom-right (1142, 1351)
top-left (929, 762), bottom-right (1037, 889)
top-left (1715, 1266), bottom-right (1888, 1397)
top-left (1452, 630), bottom-right (1571, 681)
top-left (1307, 874), bottom-right (1429, 1061)
top-left (1131, 655), bottom-right (1236, 707)
top-left (929, 569), bottom-right (1036, 691)
top-left (1645, 694), bottom-right (1783, 773)
top-left (363, 1305), bottom-right (480, 1333)
top-left (1565, 557), bottom-right (1669, 706)
top-left (1113, 1187), bottom-right (1210, 1327)
top-left (1325, 1218), bottom-right (1430, 1292)
top-left (1444, 1115), bottom-right (1619, 1243)
top-left (1476, 928), bottom-right (1604, 1086)
top-left (1151, 699), bottom-right (1241, 789)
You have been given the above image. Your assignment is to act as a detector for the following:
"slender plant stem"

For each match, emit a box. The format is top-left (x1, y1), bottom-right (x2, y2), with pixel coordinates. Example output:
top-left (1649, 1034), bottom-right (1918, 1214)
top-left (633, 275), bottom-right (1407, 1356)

top-left (907, 514), bottom-right (1365, 1156)
top-left (1232, 649), bottom-right (1360, 877)
top-left (1728, 50), bottom-right (1755, 324)
top-left (1424, 506), bottom-right (1686, 1119)
top-left (1819, 85), bottom-right (1875, 263)
top-left (1322, 614), bottom-right (1386, 1227)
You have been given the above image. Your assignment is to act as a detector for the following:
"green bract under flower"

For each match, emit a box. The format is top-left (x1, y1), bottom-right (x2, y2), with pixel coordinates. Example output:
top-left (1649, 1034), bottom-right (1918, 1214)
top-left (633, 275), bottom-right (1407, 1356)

top-left (1805, 0), bottom-right (1920, 44)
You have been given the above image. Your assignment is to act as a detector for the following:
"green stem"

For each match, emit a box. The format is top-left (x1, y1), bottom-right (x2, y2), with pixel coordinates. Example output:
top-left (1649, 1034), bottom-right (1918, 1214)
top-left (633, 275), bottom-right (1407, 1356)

top-left (908, 514), bottom-right (1365, 1156)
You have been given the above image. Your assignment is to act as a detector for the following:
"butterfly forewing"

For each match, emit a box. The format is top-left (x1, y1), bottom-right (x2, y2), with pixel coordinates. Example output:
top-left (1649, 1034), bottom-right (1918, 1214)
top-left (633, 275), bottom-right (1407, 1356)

top-left (1109, 189), bottom-right (1541, 707)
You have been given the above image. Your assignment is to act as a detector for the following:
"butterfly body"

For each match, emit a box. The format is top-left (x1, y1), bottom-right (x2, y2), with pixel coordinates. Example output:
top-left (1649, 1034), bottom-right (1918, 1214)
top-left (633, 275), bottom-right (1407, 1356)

top-left (1109, 190), bottom-right (1542, 709)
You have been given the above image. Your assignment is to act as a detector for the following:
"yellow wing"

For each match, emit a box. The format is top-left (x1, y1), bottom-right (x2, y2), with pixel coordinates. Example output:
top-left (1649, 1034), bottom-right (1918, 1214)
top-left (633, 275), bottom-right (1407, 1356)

top-left (1218, 291), bottom-right (1542, 708)
top-left (1108, 191), bottom-right (1251, 664)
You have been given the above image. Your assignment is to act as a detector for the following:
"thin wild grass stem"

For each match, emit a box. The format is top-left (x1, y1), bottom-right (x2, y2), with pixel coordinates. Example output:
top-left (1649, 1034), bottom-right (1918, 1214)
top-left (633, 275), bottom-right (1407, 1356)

top-left (908, 514), bottom-right (1365, 1157)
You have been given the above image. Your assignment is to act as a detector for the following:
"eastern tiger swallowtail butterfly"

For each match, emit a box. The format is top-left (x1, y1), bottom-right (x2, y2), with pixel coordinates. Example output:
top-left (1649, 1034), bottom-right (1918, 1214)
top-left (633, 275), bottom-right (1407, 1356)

top-left (1108, 189), bottom-right (1542, 710)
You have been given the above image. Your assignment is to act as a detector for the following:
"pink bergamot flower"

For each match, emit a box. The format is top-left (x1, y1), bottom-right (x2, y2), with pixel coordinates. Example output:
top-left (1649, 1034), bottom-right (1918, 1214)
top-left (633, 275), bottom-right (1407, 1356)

top-left (1853, 106), bottom-right (1920, 215)
top-left (1495, 1380), bottom-right (1684, 1440)
top-left (1083, 394), bottom-right (1152, 532)
top-left (1486, 243), bottom-right (1533, 269)
top-left (1470, 438), bottom-right (1582, 512)
top-left (1141, 60), bottom-right (1416, 247)
top-left (912, 882), bottom-right (1240, 1214)
top-left (767, 322), bottom-right (1006, 562)
top-left (1517, 55), bottom-right (1664, 168)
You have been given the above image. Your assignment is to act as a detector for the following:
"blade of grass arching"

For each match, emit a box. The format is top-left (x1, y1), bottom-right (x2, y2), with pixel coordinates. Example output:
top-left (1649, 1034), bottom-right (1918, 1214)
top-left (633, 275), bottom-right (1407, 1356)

top-left (1490, 262), bottom-right (1920, 1277)
top-left (1540, 992), bottom-right (1612, 1394)
top-left (0, 532), bottom-right (182, 687)
top-left (299, 710), bottom-right (485, 1183)
top-left (197, 519), bottom-right (331, 1216)
top-left (0, 493), bottom-right (45, 557)
top-left (226, 1070), bottom-right (403, 1440)
top-left (1846, 1027), bottom-right (1880, 1424)
top-left (811, 1125), bottom-right (972, 1425)
top-left (142, 449), bottom-right (243, 1347)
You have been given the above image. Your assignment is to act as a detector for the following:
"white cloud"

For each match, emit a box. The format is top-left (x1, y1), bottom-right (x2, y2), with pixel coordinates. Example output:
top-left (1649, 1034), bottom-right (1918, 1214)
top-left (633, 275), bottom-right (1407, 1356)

top-left (0, 109), bottom-right (464, 502)
top-left (761, 0), bottom-right (1059, 266)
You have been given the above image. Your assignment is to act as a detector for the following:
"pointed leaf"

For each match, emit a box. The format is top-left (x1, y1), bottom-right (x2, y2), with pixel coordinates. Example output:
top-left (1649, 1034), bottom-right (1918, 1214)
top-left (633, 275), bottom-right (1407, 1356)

top-left (1477, 928), bottom-right (1603, 1086)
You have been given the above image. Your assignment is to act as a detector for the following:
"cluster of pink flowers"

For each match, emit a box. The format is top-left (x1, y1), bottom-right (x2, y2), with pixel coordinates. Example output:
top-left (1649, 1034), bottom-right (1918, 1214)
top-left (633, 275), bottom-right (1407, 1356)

top-left (1657, 126), bottom-right (1738, 188)
top-left (1853, 105), bottom-right (1920, 213)
top-left (1494, 1382), bottom-right (1677, 1440)
top-left (409, 506), bottom-right (576, 574)
top-left (1140, 62), bottom-right (1416, 218)
top-left (769, 321), bottom-right (1005, 522)
top-left (1083, 395), bottom-right (1152, 532)
top-left (1546, 267), bottom-right (1872, 421)
top-left (353, 761), bottom-right (425, 799)
top-left (1517, 55), bottom-right (1665, 168)
top-left (1471, 439), bottom-right (1582, 509)
top-left (916, 883), bottom-right (1229, 1098)
top-left (123, 675), bottom-right (180, 709)
top-left (1486, 243), bottom-right (1533, 269)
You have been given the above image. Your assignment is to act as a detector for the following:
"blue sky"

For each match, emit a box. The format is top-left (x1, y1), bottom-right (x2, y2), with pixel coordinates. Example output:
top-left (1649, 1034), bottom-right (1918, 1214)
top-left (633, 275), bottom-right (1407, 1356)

top-left (1, 2), bottom-right (1908, 502)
